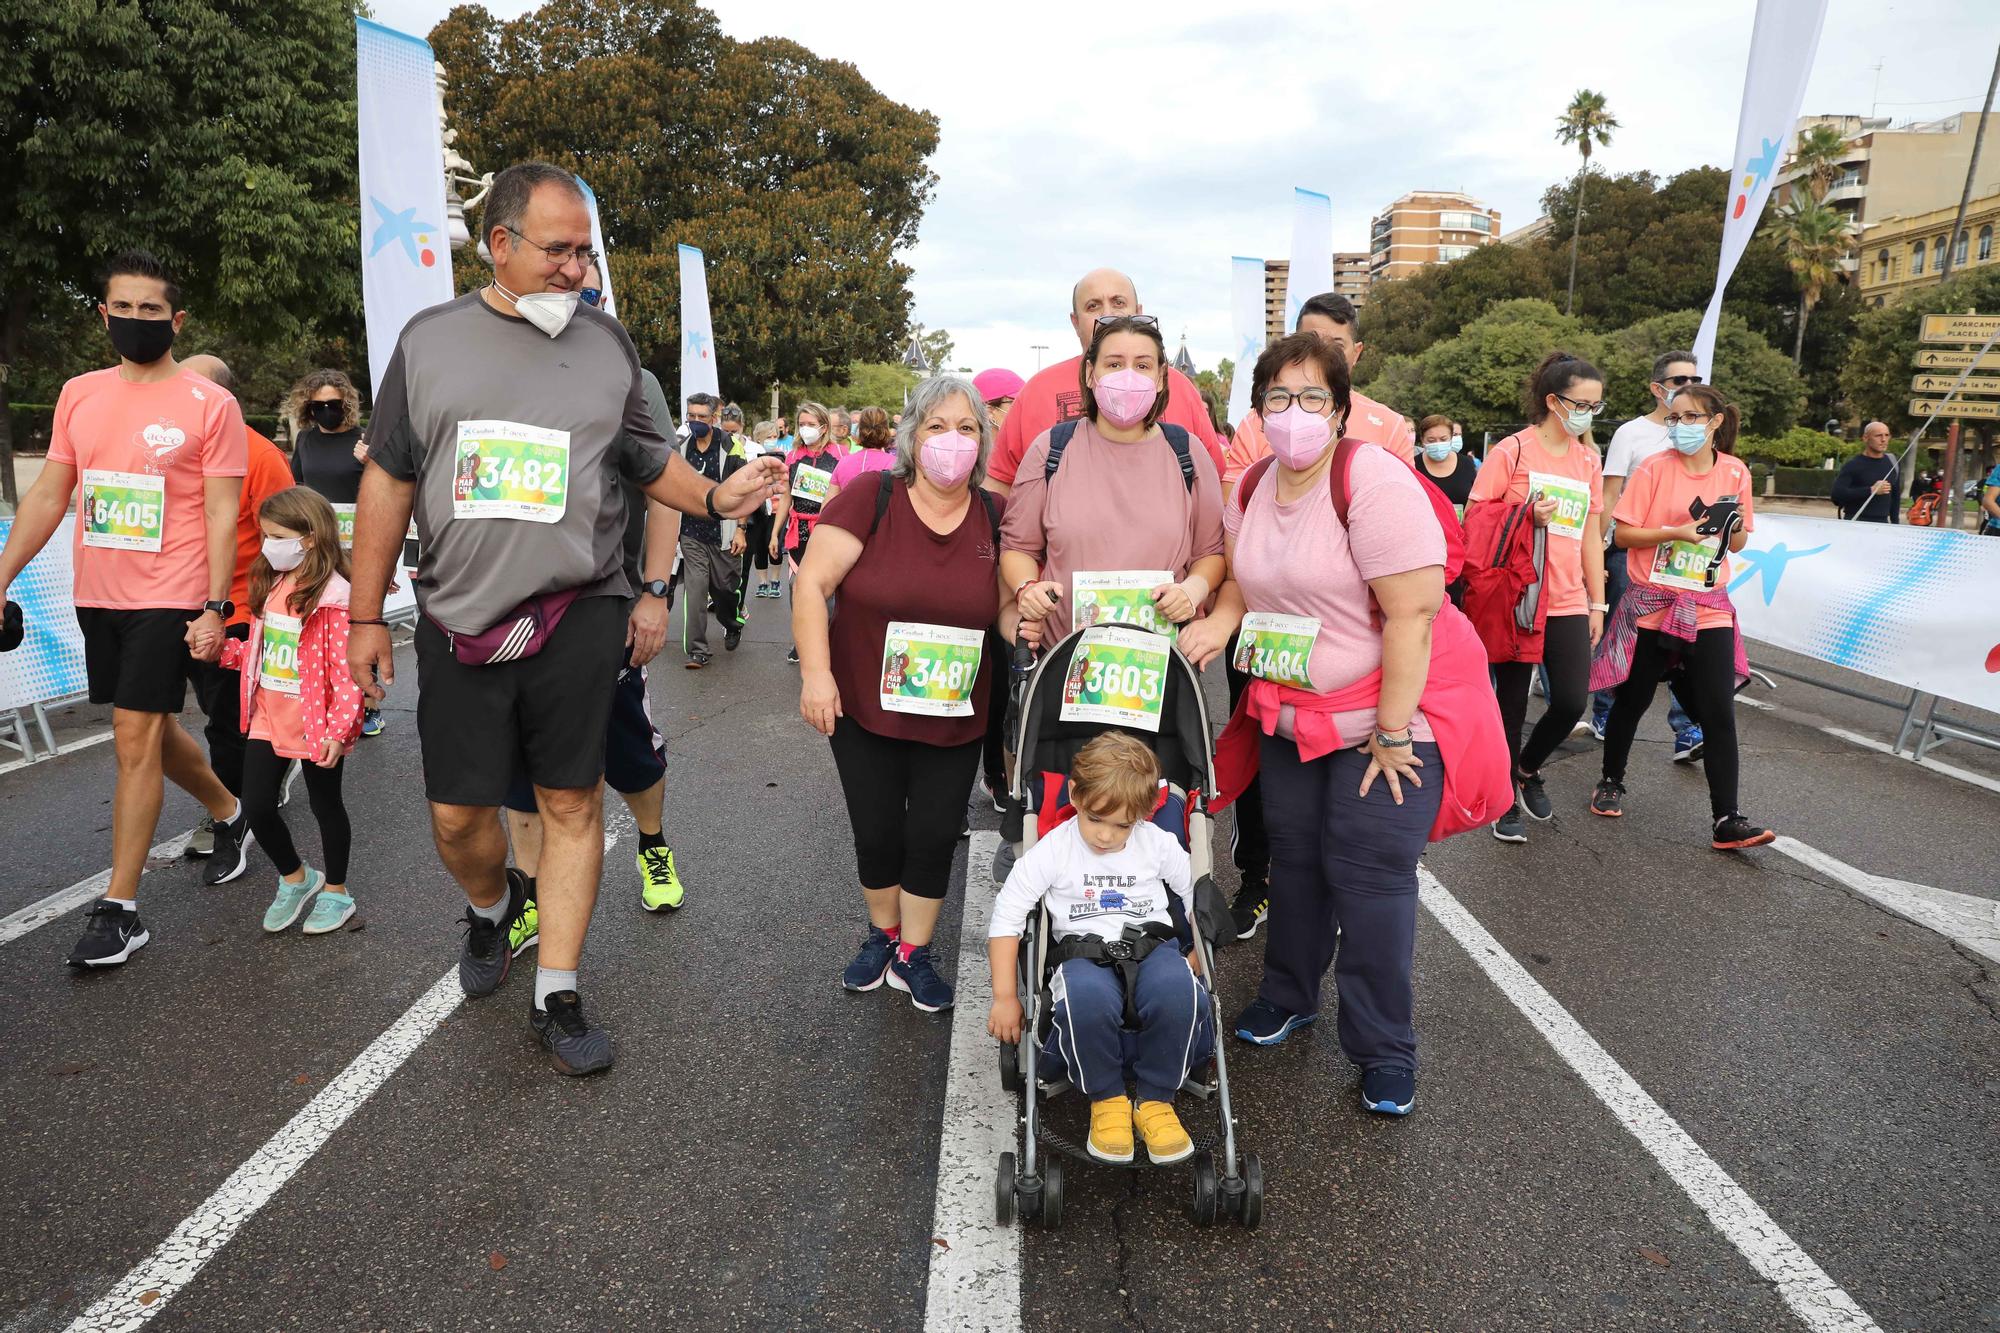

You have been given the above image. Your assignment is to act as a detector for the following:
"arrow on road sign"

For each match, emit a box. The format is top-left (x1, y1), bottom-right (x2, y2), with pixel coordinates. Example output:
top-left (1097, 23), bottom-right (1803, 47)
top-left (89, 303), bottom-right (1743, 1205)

top-left (1914, 348), bottom-right (2000, 371)
top-left (1919, 313), bottom-right (2000, 344)
top-left (1909, 396), bottom-right (2000, 420)
top-left (1911, 373), bottom-right (2000, 395)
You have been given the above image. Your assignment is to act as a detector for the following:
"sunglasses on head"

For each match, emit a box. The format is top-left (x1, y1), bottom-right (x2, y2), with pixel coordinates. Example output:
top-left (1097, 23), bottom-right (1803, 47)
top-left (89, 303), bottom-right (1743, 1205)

top-left (579, 287), bottom-right (602, 308)
top-left (1093, 313), bottom-right (1160, 332)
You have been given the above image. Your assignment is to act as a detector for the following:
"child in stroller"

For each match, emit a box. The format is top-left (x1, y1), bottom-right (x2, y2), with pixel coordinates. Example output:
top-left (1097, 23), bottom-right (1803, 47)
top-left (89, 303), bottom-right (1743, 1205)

top-left (987, 732), bottom-right (1213, 1166)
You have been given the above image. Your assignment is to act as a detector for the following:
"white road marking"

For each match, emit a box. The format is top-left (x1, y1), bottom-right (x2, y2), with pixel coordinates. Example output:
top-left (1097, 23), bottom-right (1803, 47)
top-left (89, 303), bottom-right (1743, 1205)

top-left (1736, 695), bottom-right (1773, 711)
top-left (1419, 869), bottom-right (1882, 1333)
top-left (1816, 726), bottom-right (2000, 797)
top-left (923, 829), bottom-right (1022, 1333)
top-left (65, 807), bottom-right (635, 1331)
top-left (0, 727), bottom-right (114, 776)
top-left (0, 831), bottom-right (194, 950)
top-left (1771, 837), bottom-right (2000, 967)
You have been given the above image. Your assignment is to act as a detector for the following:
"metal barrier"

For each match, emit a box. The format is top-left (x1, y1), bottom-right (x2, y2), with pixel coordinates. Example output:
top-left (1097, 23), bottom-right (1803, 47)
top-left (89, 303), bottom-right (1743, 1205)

top-left (1746, 654), bottom-right (2000, 761)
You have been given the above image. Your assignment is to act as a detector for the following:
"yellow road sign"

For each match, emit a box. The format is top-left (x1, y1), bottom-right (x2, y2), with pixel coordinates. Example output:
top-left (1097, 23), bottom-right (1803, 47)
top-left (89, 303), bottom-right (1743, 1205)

top-left (1910, 396), bottom-right (2000, 420)
top-left (1910, 373), bottom-right (2000, 395)
top-left (1914, 348), bottom-right (2000, 371)
top-left (1919, 313), bottom-right (2000, 344)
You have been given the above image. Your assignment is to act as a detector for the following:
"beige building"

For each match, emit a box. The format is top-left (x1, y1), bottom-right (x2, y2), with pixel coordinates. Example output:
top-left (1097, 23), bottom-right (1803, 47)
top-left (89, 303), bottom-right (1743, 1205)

top-left (1261, 254), bottom-right (1373, 343)
top-left (1779, 113), bottom-right (2000, 273)
top-left (1368, 191), bottom-right (1501, 283)
top-left (1857, 190), bottom-right (2000, 306)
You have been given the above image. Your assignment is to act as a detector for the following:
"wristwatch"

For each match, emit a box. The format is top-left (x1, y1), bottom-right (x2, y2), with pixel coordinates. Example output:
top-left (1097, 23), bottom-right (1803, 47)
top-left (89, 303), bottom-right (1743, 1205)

top-left (704, 485), bottom-right (723, 521)
top-left (640, 579), bottom-right (670, 599)
top-left (202, 599), bottom-right (233, 620)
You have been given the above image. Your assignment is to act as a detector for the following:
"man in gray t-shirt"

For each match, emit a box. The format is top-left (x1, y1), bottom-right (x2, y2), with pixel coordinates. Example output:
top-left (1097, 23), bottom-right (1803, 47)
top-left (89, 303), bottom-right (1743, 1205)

top-left (346, 162), bottom-right (781, 1076)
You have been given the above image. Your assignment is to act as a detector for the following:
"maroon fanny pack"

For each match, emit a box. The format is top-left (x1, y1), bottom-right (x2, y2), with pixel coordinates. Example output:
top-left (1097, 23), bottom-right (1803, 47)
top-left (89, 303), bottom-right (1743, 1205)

top-left (433, 588), bottom-right (581, 666)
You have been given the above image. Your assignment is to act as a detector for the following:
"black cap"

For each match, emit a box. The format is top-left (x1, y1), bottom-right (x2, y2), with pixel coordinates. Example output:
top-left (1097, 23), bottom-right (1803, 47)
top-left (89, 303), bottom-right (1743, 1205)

top-left (0, 601), bottom-right (22, 652)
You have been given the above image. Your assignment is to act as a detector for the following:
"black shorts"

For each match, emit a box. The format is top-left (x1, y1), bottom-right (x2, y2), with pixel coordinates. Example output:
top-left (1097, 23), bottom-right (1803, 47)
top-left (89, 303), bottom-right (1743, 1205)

top-left (75, 607), bottom-right (197, 713)
top-left (414, 594), bottom-right (627, 806)
top-left (500, 662), bottom-right (667, 812)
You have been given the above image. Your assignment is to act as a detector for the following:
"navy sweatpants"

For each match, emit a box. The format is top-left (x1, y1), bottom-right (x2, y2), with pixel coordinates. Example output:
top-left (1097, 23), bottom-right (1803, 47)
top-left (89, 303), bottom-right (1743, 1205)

top-left (1042, 944), bottom-right (1213, 1103)
top-left (1257, 737), bottom-right (1442, 1071)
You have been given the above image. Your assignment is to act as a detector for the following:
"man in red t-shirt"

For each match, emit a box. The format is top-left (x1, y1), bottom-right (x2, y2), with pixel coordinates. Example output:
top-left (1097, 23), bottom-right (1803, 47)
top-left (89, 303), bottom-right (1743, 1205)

top-left (985, 267), bottom-right (1223, 495)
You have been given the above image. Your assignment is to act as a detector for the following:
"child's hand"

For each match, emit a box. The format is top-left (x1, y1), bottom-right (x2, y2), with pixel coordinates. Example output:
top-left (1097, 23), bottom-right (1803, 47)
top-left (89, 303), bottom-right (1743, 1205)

top-left (316, 737), bottom-right (343, 768)
top-left (987, 994), bottom-right (1023, 1045)
top-left (1186, 945), bottom-right (1204, 977)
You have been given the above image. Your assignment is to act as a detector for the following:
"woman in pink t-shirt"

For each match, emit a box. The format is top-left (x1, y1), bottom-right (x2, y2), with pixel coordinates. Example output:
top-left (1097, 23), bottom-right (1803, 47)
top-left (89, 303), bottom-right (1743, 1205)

top-left (825, 406), bottom-right (896, 502)
top-left (1466, 351), bottom-right (1609, 844)
top-left (1592, 383), bottom-right (1775, 851)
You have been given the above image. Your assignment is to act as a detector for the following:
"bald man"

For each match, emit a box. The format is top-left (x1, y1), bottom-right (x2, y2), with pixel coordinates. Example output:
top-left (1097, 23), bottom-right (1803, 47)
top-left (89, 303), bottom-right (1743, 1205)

top-left (984, 267), bottom-right (1223, 494)
top-left (1832, 421), bottom-right (1902, 522)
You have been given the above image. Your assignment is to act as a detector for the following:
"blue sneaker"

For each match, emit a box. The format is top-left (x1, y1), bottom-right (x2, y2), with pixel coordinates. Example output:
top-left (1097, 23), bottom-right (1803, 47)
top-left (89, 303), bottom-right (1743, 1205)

top-left (842, 926), bottom-right (896, 992)
top-left (361, 709), bottom-right (386, 738)
top-left (1672, 725), bottom-right (1705, 763)
top-left (262, 868), bottom-right (324, 933)
top-left (301, 889), bottom-right (355, 935)
top-left (1233, 997), bottom-right (1317, 1046)
top-left (886, 945), bottom-right (955, 1012)
top-left (1361, 1065), bottom-right (1416, 1115)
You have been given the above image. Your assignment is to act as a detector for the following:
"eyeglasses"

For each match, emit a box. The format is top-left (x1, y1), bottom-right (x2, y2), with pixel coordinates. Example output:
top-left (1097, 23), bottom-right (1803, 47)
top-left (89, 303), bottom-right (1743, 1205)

top-left (1555, 392), bottom-right (1606, 414)
top-left (1657, 373), bottom-right (1704, 388)
top-left (1664, 411), bottom-right (1714, 425)
top-left (579, 287), bottom-right (602, 308)
top-left (1093, 314), bottom-right (1160, 332)
top-left (1261, 387), bottom-right (1334, 414)
top-left (505, 227), bottom-right (599, 271)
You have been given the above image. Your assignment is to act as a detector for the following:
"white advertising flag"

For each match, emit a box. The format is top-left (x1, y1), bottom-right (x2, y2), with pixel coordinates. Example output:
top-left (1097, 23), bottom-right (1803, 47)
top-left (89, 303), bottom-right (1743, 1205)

top-left (678, 243), bottom-right (719, 419)
top-left (1286, 188), bottom-right (1333, 334)
top-left (1227, 256), bottom-right (1265, 427)
top-left (576, 175), bottom-right (614, 317)
top-left (355, 18), bottom-right (453, 397)
top-left (1692, 0), bottom-right (1830, 375)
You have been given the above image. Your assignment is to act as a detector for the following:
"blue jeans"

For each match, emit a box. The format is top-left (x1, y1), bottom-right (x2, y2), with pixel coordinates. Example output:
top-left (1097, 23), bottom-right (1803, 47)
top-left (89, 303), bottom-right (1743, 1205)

top-left (1592, 554), bottom-right (1692, 733)
top-left (1043, 946), bottom-right (1213, 1102)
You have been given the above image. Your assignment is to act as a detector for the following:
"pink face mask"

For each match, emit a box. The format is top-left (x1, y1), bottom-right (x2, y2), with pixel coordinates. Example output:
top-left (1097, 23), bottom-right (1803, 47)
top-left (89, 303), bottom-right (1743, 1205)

top-left (1093, 368), bottom-right (1161, 427)
top-left (919, 428), bottom-right (979, 488)
top-left (1264, 405), bottom-right (1334, 469)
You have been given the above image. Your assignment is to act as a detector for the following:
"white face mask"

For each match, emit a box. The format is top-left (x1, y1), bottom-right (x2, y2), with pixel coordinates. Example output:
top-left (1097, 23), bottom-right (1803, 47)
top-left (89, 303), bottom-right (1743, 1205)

top-left (262, 537), bottom-right (307, 571)
top-left (799, 425), bottom-right (822, 446)
top-left (492, 278), bottom-right (579, 339)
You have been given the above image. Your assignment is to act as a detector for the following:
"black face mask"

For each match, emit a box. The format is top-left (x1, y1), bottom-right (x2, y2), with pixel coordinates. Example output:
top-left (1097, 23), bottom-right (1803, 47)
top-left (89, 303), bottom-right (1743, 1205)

top-left (309, 401), bottom-right (347, 431)
top-left (105, 314), bottom-right (177, 365)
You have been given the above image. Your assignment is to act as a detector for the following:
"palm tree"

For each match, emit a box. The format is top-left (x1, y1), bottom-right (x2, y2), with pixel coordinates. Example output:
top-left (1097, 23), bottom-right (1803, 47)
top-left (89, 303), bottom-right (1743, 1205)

top-left (1760, 189), bottom-right (1860, 362)
top-left (1787, 123), bottom-right (1852, 202)
top-left (1555, 90), bottom-right (1618, 316)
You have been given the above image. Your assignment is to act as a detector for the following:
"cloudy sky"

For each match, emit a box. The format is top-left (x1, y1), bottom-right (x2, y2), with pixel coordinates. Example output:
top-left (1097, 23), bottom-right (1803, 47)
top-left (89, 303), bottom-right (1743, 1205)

top-left (374, 0), bottom-right (1995, 379)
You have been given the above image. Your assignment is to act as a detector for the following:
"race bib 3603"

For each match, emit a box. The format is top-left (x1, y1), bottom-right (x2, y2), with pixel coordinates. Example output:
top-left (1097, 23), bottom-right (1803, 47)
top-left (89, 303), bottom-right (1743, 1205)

top-left (880, 621), bottom-right (983, 717)
top-left (1528, 471), bottom-right (1591, 541)
top-left (1058, 625), bottom-right (1171, 733)
top-left (452, 421), bottom-right (571, 523)
top-left (1071, 569), bottom-right (1176, 639)
top-left (1232, 611), bottom-right (1321, 688)
top-left (80, 469), bottom-right (165, 552)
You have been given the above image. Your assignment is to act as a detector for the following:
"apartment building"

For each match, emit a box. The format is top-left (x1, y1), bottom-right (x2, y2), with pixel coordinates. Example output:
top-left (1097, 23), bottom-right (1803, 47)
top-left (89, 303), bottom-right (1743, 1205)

top-left (1261, 253), bottom-right (1373, 343)
top-left (1368, 191), bottom-right (1501, 283)
top-left (1857, 190), bottom-right (2000, 305)
top-left (1778, 113), bottom-right (2000, 229)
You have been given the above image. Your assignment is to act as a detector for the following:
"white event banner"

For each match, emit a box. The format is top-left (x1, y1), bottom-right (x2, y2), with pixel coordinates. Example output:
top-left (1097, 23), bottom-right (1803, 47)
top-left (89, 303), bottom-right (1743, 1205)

top-left (355, 18), bottom-right (454, 397)
top-left (678, 243), bottom-right (720, 420)
top-left (0, 517), bottom-right (87, 712)
top-left (1730, 514), bottom-right (2000, 711)
top-left (1286, 188), bottom-right (1332, 334)
top-left (576, 174), bottom-right (615, 316)
top-left (1691, 0), bottom-right (1830, 375)
top-left (1227, 255), bottom-right (1264, 428)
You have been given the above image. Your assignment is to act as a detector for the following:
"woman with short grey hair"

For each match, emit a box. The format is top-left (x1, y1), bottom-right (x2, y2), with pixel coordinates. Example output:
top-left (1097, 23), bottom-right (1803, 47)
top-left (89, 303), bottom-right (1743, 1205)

top-left (792, 375), bottom-right (1012, 1013)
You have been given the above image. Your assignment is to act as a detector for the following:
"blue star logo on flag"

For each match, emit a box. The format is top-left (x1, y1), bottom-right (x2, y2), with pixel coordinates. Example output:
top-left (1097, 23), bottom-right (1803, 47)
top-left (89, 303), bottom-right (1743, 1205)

top-left (367, 198), bottom-right (442, 268)
top-left (685, 329), bottom-right (710, 361)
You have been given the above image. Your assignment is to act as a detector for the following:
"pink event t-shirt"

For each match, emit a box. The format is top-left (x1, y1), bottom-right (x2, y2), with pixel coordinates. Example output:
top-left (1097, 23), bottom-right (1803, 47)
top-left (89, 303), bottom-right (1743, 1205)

top-left (1613, 449), bottom-right (1757, 633)
top-left (987, 355), bottom-right (1224, 488)
top-left (47, 366), bottom-right (249, 610)
top-left (1466, 428), bottom-right (1604, 618)
top-left (999, 418), bottom-right (1225, 644)
top-left (829, 447), bottom-right (894, 493)
top-left (1226, 444), bottom-right (1444, 743)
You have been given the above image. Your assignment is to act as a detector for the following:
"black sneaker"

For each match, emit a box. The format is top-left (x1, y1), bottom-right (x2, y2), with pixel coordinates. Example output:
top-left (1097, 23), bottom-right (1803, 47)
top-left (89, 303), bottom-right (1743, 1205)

top-left (531, 989), bottom-right (616, 1076)
top-left (1712, 813), bottom-right (1776, 851)
top-left (887, 945), bottom-right (955, 1012)
top-left (1516, 773), bottom-right (1553, 822)
top-left (685, 650), bottom-right (711, 670)
top-left (983, 776), bottom-right (1007, 814)
top-left (1492, 808), bottom-right (1527, 843)
top-left (1229, 884), bottom-right (1269, 940)
top-left (724, 626), bottom-right (742, 652)
top-left (1590, 779), bottom-right (1625, 818)
top-left (202, 810), bottom-right (256, 886)
top-left (65, 900), bottom-right (149, 968)
top-left (786, 646), bottom-right (800, 664)
top-left (1361, 1064), bottom-right (1416, 1116)
top-left (459, 868), bottom-right (528, 998)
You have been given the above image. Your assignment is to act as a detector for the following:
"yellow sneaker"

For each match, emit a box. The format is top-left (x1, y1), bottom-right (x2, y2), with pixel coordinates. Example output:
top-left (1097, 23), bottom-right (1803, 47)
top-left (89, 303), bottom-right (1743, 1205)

top-left (1133, 1100), bottom-right (1194, 1165)
top-left (1086, 1096), bottom-right (1134, 1164)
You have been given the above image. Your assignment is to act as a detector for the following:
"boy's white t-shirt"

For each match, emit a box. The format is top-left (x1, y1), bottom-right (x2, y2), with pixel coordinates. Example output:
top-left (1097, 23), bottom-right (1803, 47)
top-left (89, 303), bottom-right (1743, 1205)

top-left (989, 819), bottom-right (1193, 944)
top-left (1603, 416), bottom-right (1671, 479)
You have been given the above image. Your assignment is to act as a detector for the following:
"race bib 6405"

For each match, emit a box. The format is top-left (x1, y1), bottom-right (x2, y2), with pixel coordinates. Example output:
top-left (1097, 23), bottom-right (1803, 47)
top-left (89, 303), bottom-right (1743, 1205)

top-left (452, 421), bottom-right (570, 523)
top-left (1528, 471), bottom-right (1591, 541)
top-left (80, 469), bottom-right (165, 552)
top-left (1058, 625), bottom-right (1171, 732)
top-left (880, 622), bottom-right (983, 717)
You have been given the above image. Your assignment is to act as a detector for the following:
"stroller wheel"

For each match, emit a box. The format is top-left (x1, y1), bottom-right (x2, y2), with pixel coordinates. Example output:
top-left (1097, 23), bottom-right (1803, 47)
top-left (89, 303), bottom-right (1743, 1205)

top-left (1039, 1157), bottom-right (1065, 1230)
top-left (996, 1152), bottom-right (1017, 1225)
top-left (1240, 1153), bottom-right (1265, 1230)
top-left (1189, 1152), bottom-right (1219, 1227)
top-left (997, 1040), bottom-right (1023, 1094)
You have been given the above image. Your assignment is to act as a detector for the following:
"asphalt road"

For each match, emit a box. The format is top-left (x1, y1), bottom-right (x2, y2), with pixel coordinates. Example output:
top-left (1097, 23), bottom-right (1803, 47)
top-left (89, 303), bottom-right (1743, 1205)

top-left (0, 589), bottom-right (1993, 1332)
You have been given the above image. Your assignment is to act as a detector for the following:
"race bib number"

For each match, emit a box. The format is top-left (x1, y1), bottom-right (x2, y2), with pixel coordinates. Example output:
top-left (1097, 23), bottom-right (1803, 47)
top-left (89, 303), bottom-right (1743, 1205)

top-left (258, 612), bottom-right (303, 696)
top-left (1650, 537), bottom-right (1723, 592)
top-left (332, 503), bottom-right (356, 549)
top-left (1529, 472), bottom-right (1591, 541)
top-left (452, 421), bottom-right (570, 523)
top-left (1231, 611), bottom-right (1320, 688)
top-left (1058, 625), bottom-right (1171, 733)
top-left (79, 469), bottom-right (165, 552)
top-left (791, 465), bottom-right (832, 506)
top-left (880, 622), bottom-right (984, 717)
top-left (1072, 570), bottom-right (1177, 639)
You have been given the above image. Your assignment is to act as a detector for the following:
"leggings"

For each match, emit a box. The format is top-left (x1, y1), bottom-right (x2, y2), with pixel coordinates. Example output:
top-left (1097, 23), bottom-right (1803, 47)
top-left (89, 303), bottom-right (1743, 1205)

top-left (744, 508), bottom-right (775, 572)
top-left (980, 628), bottom-right (1009, 789)
top-left (1493, 613), bottom-right (1591, 776)
top-left (242, 739), bottom-right (350, 883)
top-left (1602, 626), bottom-right (1740, 819)
top-left (828, 716), bottom-right (981, 899)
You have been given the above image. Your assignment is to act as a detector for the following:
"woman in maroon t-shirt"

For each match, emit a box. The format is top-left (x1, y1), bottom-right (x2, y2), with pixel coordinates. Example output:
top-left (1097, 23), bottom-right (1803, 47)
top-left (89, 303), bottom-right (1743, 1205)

top-left (793, 375), bottom-right (1013, 1014)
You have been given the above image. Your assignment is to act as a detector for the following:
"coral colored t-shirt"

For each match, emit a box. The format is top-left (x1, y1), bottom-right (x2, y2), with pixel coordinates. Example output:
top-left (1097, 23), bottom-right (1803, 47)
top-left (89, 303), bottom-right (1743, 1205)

top-left (999, 419), bottom-right (1226, 644)
top-left (248, 578), bottom-right (309, 759)
top-left (828, 447), bottom-right (894, 494)
top-left (1221, 390), bottom-right (1414, 489)
top-left (1613, 449), bottom-right (1757, 633)
top-left (1226, 445), bottom-right (1442, 742)
top-left (48, 366), bottom-right (249, 610)
top-left (1467, 429), bottom-right (1603, 618)
top-left (229, 429), bottom-right (295, 628)
top-left (987, 355), bottom-right (1223, 487)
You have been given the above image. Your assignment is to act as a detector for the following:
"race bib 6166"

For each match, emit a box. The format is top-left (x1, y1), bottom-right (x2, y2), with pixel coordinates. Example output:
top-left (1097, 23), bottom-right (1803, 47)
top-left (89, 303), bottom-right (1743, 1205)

top-left (452, 421), bottom-right (571, 523)
top-left (1528, 471), bottom-right (1591, 541)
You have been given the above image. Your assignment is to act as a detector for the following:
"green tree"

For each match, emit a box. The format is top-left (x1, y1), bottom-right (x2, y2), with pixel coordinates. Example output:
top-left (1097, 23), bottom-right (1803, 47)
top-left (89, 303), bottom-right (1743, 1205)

top-left (430, 0), bottom-right (939, 402)
top-left (917, 327), bottom-right (955, 374)
top-left (1598, 309), bottom-right (1804, 436)
top-left (1760, 190), bottom-right (1859, 362)
top-left (1555, 89), bottom-right (1618, 316)
top-left (0, 1), bottom-right (362, 501)
top-left (1368, 299), bottom-right (1608, 435)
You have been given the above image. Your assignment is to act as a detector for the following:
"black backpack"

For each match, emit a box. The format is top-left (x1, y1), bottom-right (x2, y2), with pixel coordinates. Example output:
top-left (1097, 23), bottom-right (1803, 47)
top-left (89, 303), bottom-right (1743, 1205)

top-left (1043, 419), bottom-right (1195, 492)
top-left (869, 468), bottom-right (1002, 544)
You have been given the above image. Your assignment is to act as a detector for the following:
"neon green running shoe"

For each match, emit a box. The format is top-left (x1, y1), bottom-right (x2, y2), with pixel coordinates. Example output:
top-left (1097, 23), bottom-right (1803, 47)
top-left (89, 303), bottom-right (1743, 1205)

top-left (509, 897), bottom-right (539, 957)
top-left (638, 845), bottom-right (684, 912)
